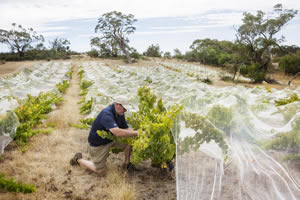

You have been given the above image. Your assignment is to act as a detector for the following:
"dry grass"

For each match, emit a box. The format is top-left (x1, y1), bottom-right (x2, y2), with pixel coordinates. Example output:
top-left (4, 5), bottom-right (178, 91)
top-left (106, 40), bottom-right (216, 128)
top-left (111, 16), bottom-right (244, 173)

top-left (0, 63), bottom-right (88, 200)
top-left (107, 167), bottom-right (137, 200)
top-left (110, 183), bottom-right (137, 200)
top-left (0, 60), bottom-right (45, 78)
top-left (46, 110), bottom-right (76, 130)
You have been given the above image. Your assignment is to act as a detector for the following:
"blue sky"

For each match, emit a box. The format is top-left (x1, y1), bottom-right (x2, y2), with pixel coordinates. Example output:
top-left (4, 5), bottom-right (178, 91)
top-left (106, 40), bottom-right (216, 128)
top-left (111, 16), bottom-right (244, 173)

top-left (0, 0), bottom-right (299, 54)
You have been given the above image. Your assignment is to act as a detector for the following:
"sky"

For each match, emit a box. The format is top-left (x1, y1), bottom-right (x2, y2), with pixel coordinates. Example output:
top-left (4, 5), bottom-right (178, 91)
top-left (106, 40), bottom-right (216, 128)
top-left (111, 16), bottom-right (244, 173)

top-left (0, 0), bottom-right (299, 54)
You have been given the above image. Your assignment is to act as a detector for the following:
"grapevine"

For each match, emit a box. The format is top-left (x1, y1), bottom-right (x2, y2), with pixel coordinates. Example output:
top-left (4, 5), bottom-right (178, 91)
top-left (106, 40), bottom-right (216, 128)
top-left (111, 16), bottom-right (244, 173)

top-left (275, 93), bottom-right (300, 106)
top-left (207, 105), bottom-right (233, 135)
top-left (263, 115), bottom-right (300, 151)
top-left (179, 112), bottom-right (229, 160)
top-left (72, 117), bottom-right (95, 129)
top-left (98, 86), bottom-right (183, 168)
top-left (98, 86), bottom-right (229, 165)
top-left (14, 92), bottom-right (62, 148)
top-left (0, 172), bottom-right (36, 193)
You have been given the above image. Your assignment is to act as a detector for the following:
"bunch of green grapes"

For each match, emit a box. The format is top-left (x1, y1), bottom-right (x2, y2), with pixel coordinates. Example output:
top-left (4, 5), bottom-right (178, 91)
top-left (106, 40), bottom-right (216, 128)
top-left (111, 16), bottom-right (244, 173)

top-left (180, 112), bottom-right (228, 160)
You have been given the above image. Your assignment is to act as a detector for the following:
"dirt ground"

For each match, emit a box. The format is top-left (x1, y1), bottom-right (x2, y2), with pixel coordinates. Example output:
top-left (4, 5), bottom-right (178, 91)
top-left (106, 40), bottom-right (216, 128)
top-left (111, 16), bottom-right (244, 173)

top-left (0, 58), bottom-right (299, 200)
top-left (0, 60), bottom-right (46, 78)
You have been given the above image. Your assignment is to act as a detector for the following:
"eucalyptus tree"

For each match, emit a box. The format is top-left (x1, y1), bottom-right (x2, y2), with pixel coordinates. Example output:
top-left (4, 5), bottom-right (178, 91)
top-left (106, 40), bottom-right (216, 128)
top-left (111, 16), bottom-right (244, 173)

top-left (90, 36), bottom-right (120, 57)
top-left (188, 39), bottom-right (235, 66)
top-left (94, 11), bottom-right (137, 63)
top-left (236, 4), bottom-right (298, 83)
top-left (0, 23), bottom-right (44, 57)
top-left (163, 51), bottom-right (172, 59)
top-left (144, 44), bottom-right (162, 57)
top-left (49, 37), bottom-right (70, 52)
top-left (173, 48), bottom-right (183, 59)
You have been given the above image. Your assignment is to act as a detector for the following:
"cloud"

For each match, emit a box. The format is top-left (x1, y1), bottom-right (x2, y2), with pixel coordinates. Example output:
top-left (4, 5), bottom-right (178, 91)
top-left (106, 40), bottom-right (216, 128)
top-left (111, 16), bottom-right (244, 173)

top-left (0, 0), bottom-right (299, 53)
top-left (134, 11), bottom-right (243, 37)
top-left (136, 25), bottom-right (233, 36)
top-left (1, 0), bottom-right (299, 30)
top-left (37, 26), bottom-right (72, 31)
top-left (40, 31), bottom-right (66, 37)
top-left (78, 33), bottom-right (98, 38)
top-left (135, 29), bottom-right (200, 36)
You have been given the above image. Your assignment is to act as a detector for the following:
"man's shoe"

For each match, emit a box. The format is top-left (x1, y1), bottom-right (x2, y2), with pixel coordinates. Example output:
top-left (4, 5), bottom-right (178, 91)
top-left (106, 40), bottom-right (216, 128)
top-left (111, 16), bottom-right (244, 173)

top-left (70, 153), bottom-right (82, 166)
top-left (167, 161), bottom-right (174, 172)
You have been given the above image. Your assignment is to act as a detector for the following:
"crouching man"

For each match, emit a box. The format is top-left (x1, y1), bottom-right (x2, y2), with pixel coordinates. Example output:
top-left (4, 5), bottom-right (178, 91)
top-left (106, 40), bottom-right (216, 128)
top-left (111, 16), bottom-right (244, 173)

top-left (70, 95), bottom-right (141, 176)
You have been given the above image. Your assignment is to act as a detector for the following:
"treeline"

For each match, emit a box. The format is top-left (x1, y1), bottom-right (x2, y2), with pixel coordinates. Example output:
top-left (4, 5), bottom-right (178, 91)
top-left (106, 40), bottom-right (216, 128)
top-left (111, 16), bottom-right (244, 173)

top-left (86, 4), bottom-right (299, 83)
top-left (0, 49), bottom-right (79, 61)
top-left (144, 40), bottom-right (300, 75)
top-left (0, 24), bottom-right (79, 61)
top-left (88, 37), bottom-right (300, 83)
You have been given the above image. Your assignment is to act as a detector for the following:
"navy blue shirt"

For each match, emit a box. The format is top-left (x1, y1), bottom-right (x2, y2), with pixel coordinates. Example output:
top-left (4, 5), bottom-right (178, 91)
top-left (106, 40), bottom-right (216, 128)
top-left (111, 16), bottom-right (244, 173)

top-left (88, 104), bottom-right (128, 146)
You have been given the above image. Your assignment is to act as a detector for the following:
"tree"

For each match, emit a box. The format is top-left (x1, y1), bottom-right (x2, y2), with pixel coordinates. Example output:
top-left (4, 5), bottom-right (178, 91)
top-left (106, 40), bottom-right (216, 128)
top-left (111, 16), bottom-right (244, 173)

top-left (128, 47), bottom-right (141, 62)
top-left (279, 52), bottom-right (300, 75)
top-left (95, 11), bottom-right (137, 63)
top-left (87, 49), bottom-right (99, 58)
top-left (163, 51), bottom-right (171, 59)
top-left (0, 23), bottom-right (44, 57)
top-left (144, 44), bottom-right (162, 57)
top-left (173, 48), bottom-right (183, 59)
top-left (236, 4), bottom-right (298, 83)
top-left (271, 45), bottom-right (300, 57)
top-left (35, 43), bottom-right (46, 51)
top-left (49, 37), bottom-right (70, 52)
top-left (188, 39), bottom-right (236, 65)
top-left (90, 36), bottom-right (120, 57)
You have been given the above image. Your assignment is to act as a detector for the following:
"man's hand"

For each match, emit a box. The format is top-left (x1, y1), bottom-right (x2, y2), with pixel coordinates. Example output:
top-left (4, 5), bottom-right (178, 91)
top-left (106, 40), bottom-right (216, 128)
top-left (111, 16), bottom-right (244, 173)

top-left (110, 127), bottom-right (138, 137)
top-left (139, 131), bottom-right (146, 135)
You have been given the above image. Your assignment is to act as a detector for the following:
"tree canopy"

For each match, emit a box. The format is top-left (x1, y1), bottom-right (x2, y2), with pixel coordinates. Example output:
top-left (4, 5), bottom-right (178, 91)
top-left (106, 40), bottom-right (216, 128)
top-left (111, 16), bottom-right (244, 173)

top-left (49, 38), bottom-right (70, 52)
top-left (94, 11), bottom-right (137, 63)
top-left (144, 44), bottom-right (162, 57)
top-left (90, 36), bottom-right (120, 57)
top-left (0, 23), bottom-right (44, 57)
top-left (236, 4), bottom-right (298, 82)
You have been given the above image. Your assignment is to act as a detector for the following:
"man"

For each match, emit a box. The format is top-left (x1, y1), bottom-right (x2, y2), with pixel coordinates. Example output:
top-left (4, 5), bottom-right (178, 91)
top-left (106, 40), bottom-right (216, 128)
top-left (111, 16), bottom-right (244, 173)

top-left (70, 95), bottom-right (140, 175)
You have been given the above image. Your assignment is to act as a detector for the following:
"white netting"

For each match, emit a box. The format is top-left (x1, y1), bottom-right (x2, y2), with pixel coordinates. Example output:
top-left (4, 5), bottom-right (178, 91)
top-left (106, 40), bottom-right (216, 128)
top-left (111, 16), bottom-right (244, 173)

top-left (0, 61), bottom-right (72, 152)
top-left (78, 61), bottom-right (300, 199)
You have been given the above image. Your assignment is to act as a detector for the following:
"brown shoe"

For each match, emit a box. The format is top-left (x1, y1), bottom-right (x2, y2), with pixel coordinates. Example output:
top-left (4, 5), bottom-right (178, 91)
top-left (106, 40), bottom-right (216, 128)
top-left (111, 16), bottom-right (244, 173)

top-left (70, 153), bottom-right (82, 166)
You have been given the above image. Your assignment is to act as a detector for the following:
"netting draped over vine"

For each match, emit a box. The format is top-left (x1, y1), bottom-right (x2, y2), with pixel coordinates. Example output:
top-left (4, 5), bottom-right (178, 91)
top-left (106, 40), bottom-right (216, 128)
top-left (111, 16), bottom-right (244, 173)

top-left (0, 61), bottom-right (71, 152)
top-left (78, 61), bottom-right (299, 200)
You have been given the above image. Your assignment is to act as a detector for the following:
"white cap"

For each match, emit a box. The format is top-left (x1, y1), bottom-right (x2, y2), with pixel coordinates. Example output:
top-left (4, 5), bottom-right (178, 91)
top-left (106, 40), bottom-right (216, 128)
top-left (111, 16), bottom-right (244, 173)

top-left (114, 95), bottom-right (130, 110)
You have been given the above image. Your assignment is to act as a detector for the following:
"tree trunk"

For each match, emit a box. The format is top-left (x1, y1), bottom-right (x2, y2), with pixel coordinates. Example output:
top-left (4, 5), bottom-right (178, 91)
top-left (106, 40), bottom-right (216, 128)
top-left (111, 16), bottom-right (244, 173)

top-left (118, 41), bottom-right (132, 64)
top-left (288, 72), bottom-right (300, 86)
top-left (121, 47), bottom-right (132, 64)
top-left (264, 78), bottom-right (281, 84)
top-left (232, 64), bottom-right (238, 81)
top-left (18, 51), bottom-right (24, 58)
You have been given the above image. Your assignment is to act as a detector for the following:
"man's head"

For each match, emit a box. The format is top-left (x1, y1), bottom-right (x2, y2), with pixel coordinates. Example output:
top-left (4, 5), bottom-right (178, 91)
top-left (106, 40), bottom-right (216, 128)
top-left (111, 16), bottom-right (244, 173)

top-left (113, 95), bottom-right (130, 115)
